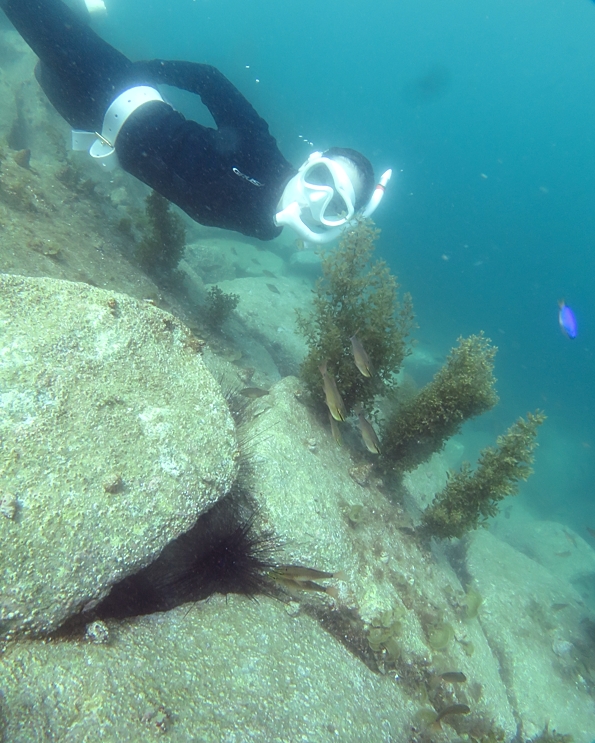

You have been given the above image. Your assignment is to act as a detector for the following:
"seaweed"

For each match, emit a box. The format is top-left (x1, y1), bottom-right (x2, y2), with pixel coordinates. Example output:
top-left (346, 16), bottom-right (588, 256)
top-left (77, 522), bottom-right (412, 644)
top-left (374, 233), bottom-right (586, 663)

top-left (528, 724), bottom-right (573, 742)
top-left (464, 587), bottom-right (483, 619)
top-left (296, 219), bottom-right (414, 416)
top-left (0, 153), bottom-right (46, 213)
top-left (420, 411), bottom-right (546, 539)
top-left (426, 621), bottom-right (454, 650)
top-left (203, 285), bottom-right (240, 330)
top-left (367, 606), bottom-right (405, 665)
top-left (135, 190), bottom-right (186, 278)
top-left (7, 86), bottom-right (29, 152)
top-left (55, 160), bottom-right (97, 197)
top-left (380, 333), bottom-right (498, 472)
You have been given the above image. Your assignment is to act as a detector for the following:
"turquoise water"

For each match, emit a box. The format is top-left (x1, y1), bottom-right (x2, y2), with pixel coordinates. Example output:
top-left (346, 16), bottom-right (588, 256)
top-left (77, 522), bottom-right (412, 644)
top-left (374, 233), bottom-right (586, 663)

top-left (101, 0), bottom-right (595, 532)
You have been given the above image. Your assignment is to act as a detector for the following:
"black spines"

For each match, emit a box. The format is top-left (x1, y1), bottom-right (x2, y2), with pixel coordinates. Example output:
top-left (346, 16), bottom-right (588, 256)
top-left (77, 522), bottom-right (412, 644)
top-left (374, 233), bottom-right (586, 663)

top-left (95, 493), bottom-right (278, 620)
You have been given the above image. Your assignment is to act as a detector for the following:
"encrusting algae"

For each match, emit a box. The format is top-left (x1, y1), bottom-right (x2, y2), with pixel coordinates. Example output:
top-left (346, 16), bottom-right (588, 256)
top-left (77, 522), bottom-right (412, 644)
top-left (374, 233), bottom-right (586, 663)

top-left (0, 40), bottom-right (578, 741)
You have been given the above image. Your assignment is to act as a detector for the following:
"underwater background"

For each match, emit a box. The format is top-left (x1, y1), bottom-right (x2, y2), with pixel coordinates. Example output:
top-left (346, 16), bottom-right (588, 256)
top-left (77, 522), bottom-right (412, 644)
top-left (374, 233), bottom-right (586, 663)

top-left (100, 0), bottom-right (595, 535)
top-left (2, 1), bottom-right (595, 740)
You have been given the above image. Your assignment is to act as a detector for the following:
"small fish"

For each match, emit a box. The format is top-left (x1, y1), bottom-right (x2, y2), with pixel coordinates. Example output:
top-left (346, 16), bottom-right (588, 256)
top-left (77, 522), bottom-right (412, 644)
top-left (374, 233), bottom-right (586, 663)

top-left (434, 704), bottom-right (471, 725)
top-left (586, 526), bottom-right (595, 539)
top-left (271, 577), bottom-right (339, 599)
top-left (319, 361), bottom-right (347, 422)
top-left (551, 603), bottom-right (569, 613)
top-left (262, 269), bottom-right (276, 278)
top-left (239, 387), bottom-right (270, 399)
top-left (329, 413), bottom-right (343, 447)
top-left (270, 565), bottom-right (347, 581)
top-left (558, 300), bottom-right (577, 339)
top-left (350, 334), bottom-right (372, 377)
top-left (268, 564), bottom-right (346, 600)
top-left (266, 283), bottom-right (281, 294)
top-left (354, 405), bottom-right (381, 454)
top-left (563, 529), bottom-right (578, 547)
top-left (554, 551), bottom-right (571, 558)
top-left (439, 672), bottom-right (467, 683)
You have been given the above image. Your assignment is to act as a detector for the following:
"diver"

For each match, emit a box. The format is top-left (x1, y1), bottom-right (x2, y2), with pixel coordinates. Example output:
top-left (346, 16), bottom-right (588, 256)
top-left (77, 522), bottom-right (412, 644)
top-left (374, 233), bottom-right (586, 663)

top-left (0, 0), bottom-right (391, 244)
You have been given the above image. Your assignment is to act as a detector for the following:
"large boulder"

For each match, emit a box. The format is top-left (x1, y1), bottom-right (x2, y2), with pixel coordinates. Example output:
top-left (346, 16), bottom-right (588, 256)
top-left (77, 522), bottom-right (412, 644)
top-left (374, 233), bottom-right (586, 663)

top-left (0, 275), bottom-right (237, 638)
top-left (493, 516), bottom-right (595, 602)
top-left (466, 529), bottom-right (595, 741)
top-left (236, 376), bottom-right (518, 740)
top-left (0, 595), bottom-right (416, 743)
top-left (214, 276), bottom-right (310, 377)
top-left (182, 236), bottom-right (287, 286)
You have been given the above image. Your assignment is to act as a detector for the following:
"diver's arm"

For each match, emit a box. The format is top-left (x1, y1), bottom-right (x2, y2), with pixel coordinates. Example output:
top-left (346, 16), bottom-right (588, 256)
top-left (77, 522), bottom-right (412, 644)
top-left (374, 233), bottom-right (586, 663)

top-left (135, 59), bottom-right (268, 133)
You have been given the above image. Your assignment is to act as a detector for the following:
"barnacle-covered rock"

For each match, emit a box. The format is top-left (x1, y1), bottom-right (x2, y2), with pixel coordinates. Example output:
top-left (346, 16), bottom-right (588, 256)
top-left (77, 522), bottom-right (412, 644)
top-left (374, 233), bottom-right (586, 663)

top-left (0, 596), bottom-right (415, 742)
top-left (0, 274), bottom-right (237, 638)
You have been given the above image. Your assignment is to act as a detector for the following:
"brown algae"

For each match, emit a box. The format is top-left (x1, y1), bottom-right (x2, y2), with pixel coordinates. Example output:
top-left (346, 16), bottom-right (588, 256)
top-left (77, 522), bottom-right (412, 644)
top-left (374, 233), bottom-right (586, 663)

top-left (427, 622), bottom-right (455, 651)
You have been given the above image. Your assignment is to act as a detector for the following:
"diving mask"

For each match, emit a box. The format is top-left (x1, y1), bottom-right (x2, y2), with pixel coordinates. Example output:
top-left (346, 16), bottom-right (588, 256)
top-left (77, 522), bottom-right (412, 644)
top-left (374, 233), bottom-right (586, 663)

top-left (275, 151), bottom-right (392, 244)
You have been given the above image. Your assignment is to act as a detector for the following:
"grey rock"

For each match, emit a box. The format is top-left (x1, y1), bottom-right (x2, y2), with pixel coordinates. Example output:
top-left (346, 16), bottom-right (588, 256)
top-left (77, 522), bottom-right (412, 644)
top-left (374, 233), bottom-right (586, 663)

top-left (289, 248), bottom-right (323, 278)
top-left (0, 596), bottom-right (415, 743)
top-left (236, 376), bottom-right (518, 740)
top-left (493, 517), bottom-right (595, 593)
top-left (183, 238), bottom-right (286, 285)
top-left (0, 275), bottom-right (237, 638)
top-left (0, 690), bottom-right (6, 743)
top-left (466, 529), bottom-right (594, 742)
top-left (215, 277), bottom-right (310, 376)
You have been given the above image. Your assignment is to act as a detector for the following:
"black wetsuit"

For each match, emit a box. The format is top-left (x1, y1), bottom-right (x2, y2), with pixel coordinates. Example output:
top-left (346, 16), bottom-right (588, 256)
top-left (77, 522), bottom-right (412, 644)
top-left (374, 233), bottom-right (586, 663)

top-left (0, 0), bottom-right (297, 240)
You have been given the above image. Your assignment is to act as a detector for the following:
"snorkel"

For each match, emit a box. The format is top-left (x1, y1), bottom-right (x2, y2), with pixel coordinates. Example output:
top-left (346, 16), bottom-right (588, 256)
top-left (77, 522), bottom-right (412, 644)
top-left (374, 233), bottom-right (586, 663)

top-left (361, 168), bottom-right (392, 218)
top-left (275, 151), bottom-right (392, 244)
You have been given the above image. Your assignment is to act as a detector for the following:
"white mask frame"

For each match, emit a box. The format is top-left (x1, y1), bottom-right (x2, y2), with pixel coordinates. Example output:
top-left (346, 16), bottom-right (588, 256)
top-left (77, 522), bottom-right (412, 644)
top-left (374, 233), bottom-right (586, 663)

top-left (275, 151), bottom-right (392, 244)
top-left (300, 154), bottom-right (357, 227)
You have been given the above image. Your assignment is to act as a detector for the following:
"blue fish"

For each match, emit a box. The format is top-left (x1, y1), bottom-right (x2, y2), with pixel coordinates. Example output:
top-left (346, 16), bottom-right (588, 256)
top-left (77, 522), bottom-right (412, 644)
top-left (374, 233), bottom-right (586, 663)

top-left (558, 301), bottom-right (577, 339)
